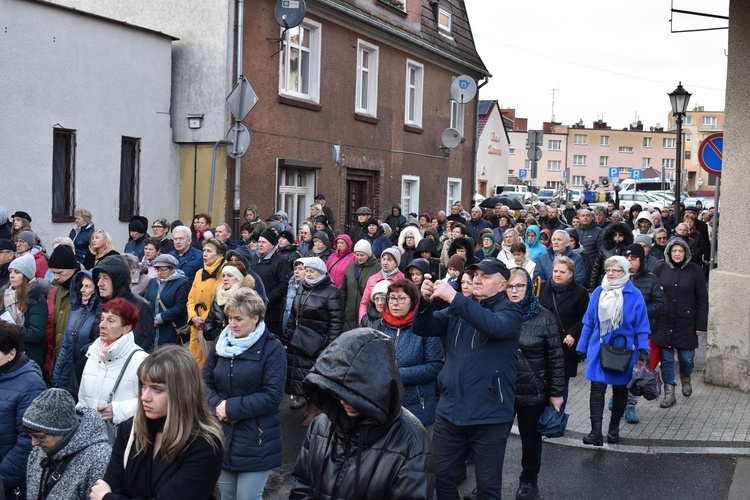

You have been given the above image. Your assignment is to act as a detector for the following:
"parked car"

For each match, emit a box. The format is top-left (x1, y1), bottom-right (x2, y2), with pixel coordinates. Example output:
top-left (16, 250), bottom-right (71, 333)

top-left (616, 192), bottom-right (655, 211)
top-left (537, 189), bottom-right (556, 204)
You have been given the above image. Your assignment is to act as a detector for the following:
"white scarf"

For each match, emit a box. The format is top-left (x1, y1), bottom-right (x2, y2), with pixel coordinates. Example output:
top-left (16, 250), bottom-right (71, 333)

top-left (215, 282), bottom-right (241, 307)
top-left (598, 274), bottom-right (629, 337)
top-left (215, 321), bottom-right (265, 358)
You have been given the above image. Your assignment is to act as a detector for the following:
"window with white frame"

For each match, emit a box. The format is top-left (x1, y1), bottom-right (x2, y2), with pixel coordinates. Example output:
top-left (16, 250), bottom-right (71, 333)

top-left (438, 8), bottom-right (452, 33)
top-left (600, 135), bottom-right (609, 146)
top-left (405, 60), bottom-right (424, 127)
top-left (548, 140), bottom-right (562, 151)
top-left (447, 177), bottom-right (461, 210)
top-left (619, 146), bottom-right (633, 153)
top-left (450, 100), bottom-right (464, 136)
top-left (685, 150), bottom-right (691, 160)
top-left (685, 133), bottom-right (692, 143)
top-left (572, 175), bottom-right (585, 187)
top-left (662, 158), bottom-right (675, 169)
top-left (663, 138), bottom-right (675, 148)
top-left (642, 157), bottom-right (651, 167)
top-left (574, 134), bottom-right (587, 145)
top-left (546, 181), bottom-right (562, 189)
top-left (599, 156), bottom-right (609, 166)
top-left (620, 167), bottom-right (632, 175)
top-left (508, 170), bottom-right (515, 176)
top-left (573, 155), bottom-right (586, 165)
top-left (277, 167), bottom-right (316, 231)
top-left (643, 137), bottom-right (652, 148)
top-left (524, 160), bottom-right (533, 169)
top-left (355, 40), bottom-right (379, 116)
top-left (684, 116), bottom-right (692, 125)
top-left (702, 116), bottom-right (717, 126)
top-left (279, 20), bottom-right (322, 102)
top-left (547, 160), bottom-right (561, 171)
top-left (401, 175), bottom-right (420, 215)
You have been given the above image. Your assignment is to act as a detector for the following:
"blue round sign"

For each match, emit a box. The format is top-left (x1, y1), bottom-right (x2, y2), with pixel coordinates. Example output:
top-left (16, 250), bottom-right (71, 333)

top-left (698, 132), bottom-right (723, 177)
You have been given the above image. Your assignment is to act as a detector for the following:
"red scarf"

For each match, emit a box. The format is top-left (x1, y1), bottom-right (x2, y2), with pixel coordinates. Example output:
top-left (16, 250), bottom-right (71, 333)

top-left (382, 308), bottom-right (415, 328)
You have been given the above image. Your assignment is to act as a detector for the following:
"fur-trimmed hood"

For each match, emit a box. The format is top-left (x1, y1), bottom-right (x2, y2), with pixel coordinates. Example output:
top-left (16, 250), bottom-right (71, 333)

top-left (397, 226), bottom-right (422, 252)
top-left (664, 237), bottom-right (692, 269)
top-left (601, 222), bottom-right (633, 250)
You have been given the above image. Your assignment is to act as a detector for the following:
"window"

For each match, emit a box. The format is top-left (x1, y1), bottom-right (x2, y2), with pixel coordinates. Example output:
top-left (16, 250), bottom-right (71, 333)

top-left (685, 150), bottom-right (691, 160)
top-left (572, 175), bottom-right (585, 187)
top-left (355, 40), bottom-right (379, 116)
top-left (548, 140), bottom-right (562, 151)
top-left (546, 181), bottom-right (562, 189)
top-left (404, 60), bottom-right (424, 127)
top-left (620, 167), bottom-right (631, 175)
top-left (524, 160), bottom-right (533, 169)
top-left (599, 156), bottom-right (609, 167)
top-left (509, 147), bottom-right (515, 155)
top-left (600, 135), bottom-right (609, 146)
top-left (119, 137), bottom-right (140, 221)
top-left (643, 137), bottom-right (652, 148)
top-left (642, 158), bottom-right (651, 167)
top-left (574, 134), bottom-right (587, 145)
top-left (702, 116), bottom-right (717, 126)
top-left (662, 158), bottom-right (675, 169)
top-left (450, 100), bottom-right (464, 136)
top-left (379, 0), bottom-right (405, 12)
top-left (402, 176), bottom-right (420, 215)
top-left (508, 170), bottom-right (515, 176)
top-left (279, 20), bottom-right (322, 102)
top-left (663, 138), bottom-right (675, 148)
top-left (52, 129), bottom-right (76, 221)
top-left (684, 116), bottom-right (692, 125)
top-left (438, 8), bottom-right (452, 33)
top-left (547, 160), bottom-right (561, 171)
top-left (619, 146), bottom-right (633, 153)
top-left (685, 134), bottom-right (692, 143)
top-left (277, 167), bottom-right (316, 230)
top-left (573, 155), bottom-right (586, 166)
top-left (447, 178), bottom-right (462, 210)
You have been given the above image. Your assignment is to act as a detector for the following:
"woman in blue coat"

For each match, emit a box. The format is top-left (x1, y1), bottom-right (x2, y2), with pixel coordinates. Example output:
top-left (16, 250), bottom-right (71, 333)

top-left (375, 279), bottom-right (444, 427)
top-left (203, 288), bottom-right (286, 500)
top-left (576, 256), bottom-right (650, 446)
top-left (144, 254), bottom-right (190, 347)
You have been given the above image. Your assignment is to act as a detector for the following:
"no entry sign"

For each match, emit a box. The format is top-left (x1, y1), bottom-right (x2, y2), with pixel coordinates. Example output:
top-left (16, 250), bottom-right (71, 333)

top-left (698, 132), bottom-right (723, 177)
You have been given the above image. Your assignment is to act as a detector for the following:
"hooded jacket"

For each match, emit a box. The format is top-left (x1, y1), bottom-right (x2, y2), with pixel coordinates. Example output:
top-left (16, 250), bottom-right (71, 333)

top-left (25, 407), bottom-right (111, 500)
top-left (633, 211), bottom-right (655, 237)
top-left (144, 269), bottom-right (190, 347)
top-left (278, 242), bottom-right (302, 271)
top-left (341, 256), bottom-right (381, 331)
top-left (414, 238), bottom-right (443, 280)
top-left (652, 238), bottom-right (708, 349)
top-left (307, 231), bottom-right (333, 262)
top-left (290, 329), bottom-right (435, 500)
top-left (364, 225), bottom-right (392, 260)
top-left (384, 204), bottom-right (407, 241)
top-left (1, 279), bottom-right (51, 368)
top-left (625, 204), bottom-right (643, 230)
top-left (326, 234), bottom-right (356, 287)
top-left (245, 204), bottom-right (268, 234)
top-left (397, 227), bottom-right (423, 274)
top-left (92, 256), bottom-right (155, 352)
top-left (447, 236), bottom-right (478, 266)
top-left (525, 225), bottom-right (547, 262)
top-left (588, 222), bottom-right (633, 291)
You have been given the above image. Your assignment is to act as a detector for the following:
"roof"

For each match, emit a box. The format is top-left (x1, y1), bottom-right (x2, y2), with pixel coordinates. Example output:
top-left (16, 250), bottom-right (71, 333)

top-left (477, 99), bottom-right (495, 137)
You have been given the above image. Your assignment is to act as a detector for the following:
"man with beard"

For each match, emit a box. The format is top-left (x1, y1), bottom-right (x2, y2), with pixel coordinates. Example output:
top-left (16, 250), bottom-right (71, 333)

top-left (446, 204), bottom-right (466, 224)
top-left (546, 207), bottom-right (568, 233)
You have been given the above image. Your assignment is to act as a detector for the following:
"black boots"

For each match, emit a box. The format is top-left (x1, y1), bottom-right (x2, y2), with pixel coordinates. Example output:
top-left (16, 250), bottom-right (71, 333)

top-left (516, 481), bottom-right (539, 499)
top-left (583, 418), bottom-right (603, 446)
top-left (607, 413), bottom-right (622, 444)
top-left (584, 383), bottom-right (606, 446)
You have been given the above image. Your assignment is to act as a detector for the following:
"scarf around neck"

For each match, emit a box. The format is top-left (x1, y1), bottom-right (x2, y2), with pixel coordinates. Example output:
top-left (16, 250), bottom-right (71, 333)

top-left (3, 286), bottom-right (22, 325)
top-left (598, 274), bottom-right (629, 336)
top-left (518, 292), bottom-right (541, 322)
top-left (550, 276), bottom-right (574, 293)
top-left (215, 321), bottom-right (265, 358)
top-left (382, 308), bottom-right (415, 328)
top-left (215, 282), bottom-right (241, 307)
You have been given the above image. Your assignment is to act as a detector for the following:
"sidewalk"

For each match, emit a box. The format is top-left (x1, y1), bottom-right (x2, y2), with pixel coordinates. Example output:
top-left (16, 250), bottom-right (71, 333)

top-left (526, 336), bottom-right (750, 455)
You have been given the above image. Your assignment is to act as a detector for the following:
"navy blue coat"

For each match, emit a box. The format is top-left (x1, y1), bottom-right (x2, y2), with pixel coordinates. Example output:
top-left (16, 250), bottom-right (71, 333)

top-left (124, 233), bottom-right (149, 261)
top-left (533, 246), bottom-right (587, 288)
top-left (169, 246), bottom-right (204, 283)
top-left (0, 355), bottom-right (46, 492)
top-left (144, 271), bottom-right (190, 346)
top-left (364, 226), bottom-right (392, 260)
top-left (203, 328), bottom-right (287, 472)
top-left (69, 222), bottom-right (95, 265)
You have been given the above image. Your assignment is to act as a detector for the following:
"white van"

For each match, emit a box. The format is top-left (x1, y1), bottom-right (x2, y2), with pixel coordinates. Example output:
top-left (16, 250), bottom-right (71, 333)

top-left (619, 179), bottom-right (672, 194)
top-left (494, 184), bottom-right (529, 196)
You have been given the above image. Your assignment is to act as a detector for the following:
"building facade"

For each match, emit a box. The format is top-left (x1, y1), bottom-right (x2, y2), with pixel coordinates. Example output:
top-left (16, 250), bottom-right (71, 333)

top-left (476, 101), bottom-right (510, 197)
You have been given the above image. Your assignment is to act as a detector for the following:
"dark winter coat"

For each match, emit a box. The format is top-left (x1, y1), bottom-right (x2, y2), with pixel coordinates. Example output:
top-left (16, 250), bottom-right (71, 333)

top-left (203, 327), bottom-right (286, 472)
top-left (283, 275), bottom-right (344, 396)
top-left (92, 255), bottom-right (155, 352)
top-left (0, 280), bottom-right (50, 368)
top-left (375, 318), bottom-right (444, 425)
top-left (464, 217), bottom-right (493, 247)
top-left (252, 248), bottom-right (292, 327)
top-left (514, 308), bottom-right (565, 406)
top-left (306, 231), bottom-right (333, 263)
top-left (347, 222), bottom-right (368, 247)
top-left (538, 280), bottom-right (590, 378)
top-left (202, 277), bottom-right (256, 342)
top-left (576, 222), bottom-right (602, 269)
top-left (69, 222), bottom-right (95, 265)
top-left (53, 270), bottom-right (100, 391)
top-left (652, 238), bottom-right (708, 349)
top-left (83, 248), bottom-right (119, 271)
top-left (630, 269), bottom-right (667, 334)
top-left (340, 257), bottom-right (381, 331)
top-left (588, 222), bottom-right (634, 291)
top-left (123, 233), bottom-right (149, 261)
top-left (0, 355), bottom-right (46, 492)
top-left (278, 243), bottom-right (302, 271)
top-left (533, 246), bottom-right (587, 288)
top-left (448, 236), bottom-right (479, 266)
top-left (290, 329), bottom-right (435, 500)
top-left (384, 204), bottom-right (407, 239)
top-left (25, 407), bottom-right (111, 500)
top-left (364, 226), bottom-right (392, 260)
top-left (413, 292), bottom-right (523, 426)
top-left (144, 270), bottom-right (190, 347)
top-left (169, 246), bottom-right (204, 282)
top-left (225, 250), bottom-right (268, 306)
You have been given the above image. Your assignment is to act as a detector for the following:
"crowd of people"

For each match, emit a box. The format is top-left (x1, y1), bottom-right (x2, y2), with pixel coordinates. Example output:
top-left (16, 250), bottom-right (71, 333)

top-left (0, 191), bottom-right (713, 499)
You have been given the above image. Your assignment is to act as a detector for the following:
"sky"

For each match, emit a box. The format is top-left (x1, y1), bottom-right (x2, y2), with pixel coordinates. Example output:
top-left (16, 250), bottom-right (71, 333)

top-left (464, 0), bottom-right (729, 130)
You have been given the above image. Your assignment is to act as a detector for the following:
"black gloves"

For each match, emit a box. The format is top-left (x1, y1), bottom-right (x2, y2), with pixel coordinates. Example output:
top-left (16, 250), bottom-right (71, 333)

top-left (638, 349), bottom-right (650, 364)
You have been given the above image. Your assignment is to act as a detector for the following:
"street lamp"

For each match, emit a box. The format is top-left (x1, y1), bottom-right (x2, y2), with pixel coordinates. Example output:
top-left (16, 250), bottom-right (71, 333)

top-left (668, 82), bottom-right (691, 229)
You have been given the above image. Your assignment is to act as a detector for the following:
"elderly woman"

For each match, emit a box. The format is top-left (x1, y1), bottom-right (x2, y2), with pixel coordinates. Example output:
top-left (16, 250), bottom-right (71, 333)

top-left (283, 257), bottom-right (343, 427)
top-left (306, 231), bottom-right (332, 262)
top-left (14, 231), bottom-right (49, 279)
top-left (144, 254), bottom-right (190, 347)
top-left (69, 208), bottom-right (95, 265)
top-left (360, 278), bottom-right (389, 328)
top-left (476, 231), bottom-right (500, 259)
top-left (130, 237), bottom-right (161, 296)
top-left (397, 226), bottom-right (422, 273)
top-left (505, 268), bottom-right (564, 500)
top-left (576, 256), bottom-right (650, 446)
top-left (326, 234), bottom-right (356, 287)
top-left (297, 223), bottom-right (314, 257)
top-left (187, 238), bottom-right (227, 367)
top-left (203, 289), bottom-right (285, 500)
top-left (203, 262), bottom-right (256, 343)
top-left (78, 298), bottom-right (149, 429)
top-left (84, 230), bottom-right (120, 270)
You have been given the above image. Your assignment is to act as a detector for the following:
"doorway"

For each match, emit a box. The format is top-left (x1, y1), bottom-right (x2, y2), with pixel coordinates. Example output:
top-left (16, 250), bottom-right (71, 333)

top-left (345, 169), bottom-right (379, 233)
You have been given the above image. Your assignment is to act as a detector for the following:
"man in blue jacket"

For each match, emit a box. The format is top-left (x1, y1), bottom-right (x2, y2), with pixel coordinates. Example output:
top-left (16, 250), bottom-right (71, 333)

top-left (413, 258), bottom-right (522, 500)
top-left (533, 229), bottom-right (587, 287)
top-left (169, 225), bottom-right (204, 282)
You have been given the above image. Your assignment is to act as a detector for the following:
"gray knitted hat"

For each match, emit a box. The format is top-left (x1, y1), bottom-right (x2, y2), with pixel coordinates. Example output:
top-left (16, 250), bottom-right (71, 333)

top-left (9, 254), bottom-right (36, 280)
top-left (16, 230), bottom-right (35, 247)
top-left (23, 389), bottom-right (79, 435)
top-left (633, 234), bottom-right (653, 246)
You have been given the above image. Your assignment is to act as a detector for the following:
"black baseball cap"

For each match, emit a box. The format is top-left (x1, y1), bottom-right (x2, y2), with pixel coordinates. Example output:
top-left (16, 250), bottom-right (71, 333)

top-left (469, 258), bottom-right (511, 279)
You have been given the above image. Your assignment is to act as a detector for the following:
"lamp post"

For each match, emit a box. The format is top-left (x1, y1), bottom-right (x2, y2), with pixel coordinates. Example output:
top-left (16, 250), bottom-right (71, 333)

top-left (668, 82), bottom-right (691, 229)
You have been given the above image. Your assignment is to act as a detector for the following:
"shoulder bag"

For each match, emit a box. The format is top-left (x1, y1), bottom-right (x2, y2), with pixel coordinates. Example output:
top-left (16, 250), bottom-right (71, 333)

top-left (599, 333), bottom-right (633, 373)
top-left (289, 291), bottom-right (326, 357)
top-left (104, 348), bottom-right (145, 444)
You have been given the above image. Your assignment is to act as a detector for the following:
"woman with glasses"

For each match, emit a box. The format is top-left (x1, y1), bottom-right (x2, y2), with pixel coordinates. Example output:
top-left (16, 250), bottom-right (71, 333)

top-left (652, 228), bottom-right (669, 261)
top-left (144, 254), bottom-right (190, 347)
top-left (374, 279), bottom-right (443, 428)
top-left (576, 256), bottom-right (650, 446)
top-left (151, 219), bottom-right (174, 254)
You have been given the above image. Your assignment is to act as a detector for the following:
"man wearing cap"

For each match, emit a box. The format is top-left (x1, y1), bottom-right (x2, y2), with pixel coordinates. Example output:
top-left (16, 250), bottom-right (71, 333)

top-left (47, 245), bottom-right (81, 379)
top-left (413, 258), bottom-right (522, 500)
top-left (0, 238), bottom-right (14, 288)
top-left (213, 223), bottom-right (239, 251)
top-left (252, 230), bottom-right (292, 335)
top-left (24, 389), bottom-right (111, 500)
top-left (348, 206), bottom-right (372, 246)
top-left (124, 215), bottom-right (149, 261)
top-left (315, 194), bottom-right (336, 231)
top-left (168, 225), bottom-right (204, 282)
top-left (340, 240), bottom-right (381, 330)
top-left (144, 254), bottom-right (190, 346)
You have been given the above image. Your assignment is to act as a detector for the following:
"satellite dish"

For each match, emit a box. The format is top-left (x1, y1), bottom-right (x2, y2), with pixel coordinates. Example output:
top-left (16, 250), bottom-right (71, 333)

top-left (577, 119), bottom-right (584, 127)
top-left (450, 75), bottom-right (477, 103)
top-left (655, 123), bottom-right (662, 129)
top-left (631, 121), bottom-right (638, 128)
top-left (441, 128), bottom-right (462, 149)
top-left (274, 0), bottom-right (307, 29)
top-left (649, 126), bottom-right (655, 131)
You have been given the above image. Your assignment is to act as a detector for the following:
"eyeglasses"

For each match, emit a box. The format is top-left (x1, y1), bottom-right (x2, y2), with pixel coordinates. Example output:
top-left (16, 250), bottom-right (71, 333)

top-left (29, 433), bottom-right (50, 444)
top-left (507, 284), bottom-right (527, 292)
top-left (626, 255), bottom-right (639, 260)
top-left (605, 268), bottom-right (625, 274)
top-left (655, 236), bottom-right (668, 241)
top-left (388, 296), bottom-right (408, 304)
top-left (373, 296), bottom-right (387, 303)
top-left (151, 225), bottom-right (165, 229)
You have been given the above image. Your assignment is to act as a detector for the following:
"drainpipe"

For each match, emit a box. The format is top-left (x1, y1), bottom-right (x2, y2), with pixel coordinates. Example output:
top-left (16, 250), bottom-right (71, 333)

top-left (472, 77), bottom-right (489, 205)
top-left (232, 0), bottom-right (245, 235)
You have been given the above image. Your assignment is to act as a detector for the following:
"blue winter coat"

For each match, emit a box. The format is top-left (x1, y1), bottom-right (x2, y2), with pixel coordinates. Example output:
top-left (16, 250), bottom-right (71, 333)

top-left (413, 292), bottom-right (522, 426)
top-left (0, 355), bottom-right (46, 492)
top-left (375, 318), bottom-right (444, 425)
top-left (533, 246), bottom-right (587, 287)
top-left (203, 327), bottom-right (287, 472)
top-left (124, 233), bottom-right (149, 261)
top-left (365, 226), bottom-right (393, 260)
top-left (577, 281), bottom-right (650, 386)
top-left (69, 222), bottom-right (95, 265)
top-left (169, 246), bottom-right (204, 283)
top-left (53, 270), bottom-right (100, 390)
top-left (144, 271), bottom-right (190, 346)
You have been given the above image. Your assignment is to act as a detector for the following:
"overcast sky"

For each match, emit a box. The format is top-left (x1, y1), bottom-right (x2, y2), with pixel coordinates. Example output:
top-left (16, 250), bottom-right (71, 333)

top-left (464, 0), bottom-right (729, 130)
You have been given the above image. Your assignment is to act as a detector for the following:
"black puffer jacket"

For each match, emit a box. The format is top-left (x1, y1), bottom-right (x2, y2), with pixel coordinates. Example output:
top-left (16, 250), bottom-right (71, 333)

top-left (588, 222), bottom-right (633, 291)
top-left (278, 243), bottom-right (302, 271)
top-left (203, 277), bottom-right (257, 342)
top-left (630, 269), bottom-right (666, 333)
top-left (283, 274), bottom-right (343, 396)
top-left (652, 238), bottom-right (708, 349)
top-left (514, 308), bottom-right (565, 406)
top-left (538, 280), bottom-right (590, 378)
top-left (290, 328), bottom-right (434, 499)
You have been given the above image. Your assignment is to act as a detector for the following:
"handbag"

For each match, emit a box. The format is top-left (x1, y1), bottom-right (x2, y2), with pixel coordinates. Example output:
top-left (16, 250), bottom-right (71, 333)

top-left (537, 405), bottom-right (569, 438)
top-left (599, 333), bottom-right (634, 373)
top-left (157, 294), bottom-right (190, 346)
top-left (290, 323), bottom-right (326, 357)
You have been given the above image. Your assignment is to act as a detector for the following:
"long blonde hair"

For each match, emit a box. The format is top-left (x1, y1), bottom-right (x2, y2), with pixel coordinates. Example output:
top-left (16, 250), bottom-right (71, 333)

top-left (89, 230), bottom-right (115, 258)
top-left (133, 346), bottom-right (224, 462)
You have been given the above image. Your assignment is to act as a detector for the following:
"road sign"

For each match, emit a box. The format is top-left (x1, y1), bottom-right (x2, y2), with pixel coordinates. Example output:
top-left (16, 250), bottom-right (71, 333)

top-left (226, 76), bottom-right (259, 122)
top-left (226, 123), bottom-right (250, 158)
top-left (698, 132), bottom-right (723, 177)
top-left (519, 169), bottom-right (527, 178)
top-left (527, 147), bottom-right (542, 161)
top-left (631, 169), bottom-right (642, 180)
top-left (562, 171), bottom-right (567, 180)
top-left (609, 167), bottom-right (619, 178)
